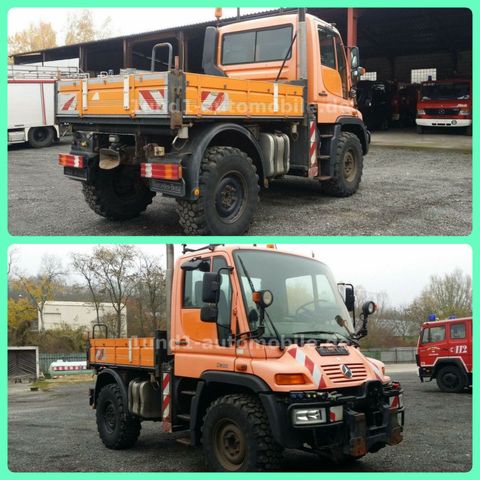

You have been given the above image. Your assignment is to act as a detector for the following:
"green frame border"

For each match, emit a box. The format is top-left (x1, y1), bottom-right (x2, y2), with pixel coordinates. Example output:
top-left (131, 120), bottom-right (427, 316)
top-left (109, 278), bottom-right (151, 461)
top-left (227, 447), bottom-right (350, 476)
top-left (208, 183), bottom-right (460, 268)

top-left (2, 0), bottom-right (476, 476)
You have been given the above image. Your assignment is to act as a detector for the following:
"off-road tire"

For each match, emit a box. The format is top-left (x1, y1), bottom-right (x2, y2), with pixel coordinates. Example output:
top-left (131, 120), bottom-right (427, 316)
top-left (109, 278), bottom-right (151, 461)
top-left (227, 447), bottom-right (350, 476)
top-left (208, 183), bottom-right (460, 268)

top-left (436, 365), bottom-right (466, 393)
top-left (82, 165), bottom-right (155, 220)
top-left (96, 383), bottom-right (141, 449)
top-left (465, 125), bottom-right (472, 136)
top-left (202, 394), bottom-right (282, 472)
top-left (28, 127), bottom-right (55, 148)
top-left (322, 131), bottom-right (363, 197)
top-left (416, 125), bottom-right (424, 134)
top-left (176, 147), bottom-right (259, 235)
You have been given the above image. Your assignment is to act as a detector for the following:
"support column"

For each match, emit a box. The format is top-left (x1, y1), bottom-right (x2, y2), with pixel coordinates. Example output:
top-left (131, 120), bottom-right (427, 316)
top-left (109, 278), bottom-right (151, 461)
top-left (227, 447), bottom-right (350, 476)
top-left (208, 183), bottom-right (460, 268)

top-left (347, 8), bottom-right (358, 47)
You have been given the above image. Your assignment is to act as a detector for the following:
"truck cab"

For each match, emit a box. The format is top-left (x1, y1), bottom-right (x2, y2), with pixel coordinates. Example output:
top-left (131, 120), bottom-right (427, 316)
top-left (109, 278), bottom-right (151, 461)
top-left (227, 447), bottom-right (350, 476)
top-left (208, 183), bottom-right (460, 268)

top-left (88, 245), bottom-right (404, 471)
top-left (57, 11), bottom-right (369, 236)
top-left (416, 316), bottom-right (472, 392)
top-left (416, 79), bottom-right (472, 135)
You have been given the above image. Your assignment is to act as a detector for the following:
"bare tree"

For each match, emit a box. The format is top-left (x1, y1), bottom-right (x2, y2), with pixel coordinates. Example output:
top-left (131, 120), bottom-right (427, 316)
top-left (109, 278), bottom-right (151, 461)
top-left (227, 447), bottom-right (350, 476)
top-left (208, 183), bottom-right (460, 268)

top-left (90, 245), bottom-right (138, 337)
top-left (137, 252), bottom-right (166, 332)
top-left (71, 252), bottom-right (103, 325)
top-left (408, 268), bottom-right (472, 326)
top-left (12, 254), bottom-right (64, 331)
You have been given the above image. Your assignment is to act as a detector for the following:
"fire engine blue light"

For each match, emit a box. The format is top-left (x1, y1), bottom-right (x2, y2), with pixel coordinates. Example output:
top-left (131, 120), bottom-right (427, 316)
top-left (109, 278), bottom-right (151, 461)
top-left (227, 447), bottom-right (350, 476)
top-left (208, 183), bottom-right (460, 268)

top-left (448, 315), bottom-right (456, 320)
top-left (428, 314), bottom-right (437, 321)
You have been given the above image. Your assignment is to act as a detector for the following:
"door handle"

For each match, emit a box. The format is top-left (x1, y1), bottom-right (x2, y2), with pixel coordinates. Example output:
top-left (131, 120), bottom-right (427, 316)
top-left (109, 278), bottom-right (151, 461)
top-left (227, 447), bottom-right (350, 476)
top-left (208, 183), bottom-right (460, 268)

top-left (175, 339), bottom-right (188, 346)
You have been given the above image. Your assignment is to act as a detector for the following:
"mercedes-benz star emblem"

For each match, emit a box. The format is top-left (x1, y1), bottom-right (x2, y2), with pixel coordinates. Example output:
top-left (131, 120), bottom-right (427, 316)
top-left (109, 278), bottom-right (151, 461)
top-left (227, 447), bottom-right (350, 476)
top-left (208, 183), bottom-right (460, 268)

top-left (438, 109), bottom-right (445, 115)
top-left (341, 364), bottom-right (353, 378)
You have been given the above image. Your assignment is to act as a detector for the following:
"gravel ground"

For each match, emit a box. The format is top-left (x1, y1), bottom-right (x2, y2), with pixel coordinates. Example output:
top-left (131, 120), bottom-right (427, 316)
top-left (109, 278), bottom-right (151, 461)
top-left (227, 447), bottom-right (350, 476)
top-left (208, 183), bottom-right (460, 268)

top-left (8, 139), bottom-right (471, 236)
top-left (8, 370), bottom-right (472, 472)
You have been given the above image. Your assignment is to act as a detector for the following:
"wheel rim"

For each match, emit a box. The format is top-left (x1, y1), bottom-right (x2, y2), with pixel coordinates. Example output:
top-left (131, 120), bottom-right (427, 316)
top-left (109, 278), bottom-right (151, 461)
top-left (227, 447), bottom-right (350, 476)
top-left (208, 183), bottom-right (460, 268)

top-left (214, 172), bottom-right (247, 223)
top-left (442, 372), bottom-right (459, 390)
top-left (213, 419), bottom-right (246, 471)
top-left (343, 149), bottom-right (357, 182)
top-left (33, 129), bottom-right (47, 142)
top-left (103, 401), bottom-right (117, 433)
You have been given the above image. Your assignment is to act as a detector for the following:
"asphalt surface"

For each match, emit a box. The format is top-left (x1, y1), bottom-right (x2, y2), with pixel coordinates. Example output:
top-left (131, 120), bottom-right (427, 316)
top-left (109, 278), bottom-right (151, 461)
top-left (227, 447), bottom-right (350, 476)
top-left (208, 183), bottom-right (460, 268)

top-left (8, 138), bottom-right (471, 236)
top-left (8, 369), bottom-right (472, 472)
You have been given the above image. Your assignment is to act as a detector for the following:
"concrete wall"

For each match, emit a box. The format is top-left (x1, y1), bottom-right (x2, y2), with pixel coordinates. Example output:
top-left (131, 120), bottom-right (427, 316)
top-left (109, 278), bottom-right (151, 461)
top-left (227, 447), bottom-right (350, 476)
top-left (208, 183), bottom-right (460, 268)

top-left (40, 301), bottom-right (127, 334)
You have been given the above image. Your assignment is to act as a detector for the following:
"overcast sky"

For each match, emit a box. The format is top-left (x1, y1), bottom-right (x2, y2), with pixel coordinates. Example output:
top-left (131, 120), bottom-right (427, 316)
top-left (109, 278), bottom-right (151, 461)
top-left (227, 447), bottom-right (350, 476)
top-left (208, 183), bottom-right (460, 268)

top-left (8, 8), bottom-right (275, 44)
top-left (9, 244), bottom-right (471, 308)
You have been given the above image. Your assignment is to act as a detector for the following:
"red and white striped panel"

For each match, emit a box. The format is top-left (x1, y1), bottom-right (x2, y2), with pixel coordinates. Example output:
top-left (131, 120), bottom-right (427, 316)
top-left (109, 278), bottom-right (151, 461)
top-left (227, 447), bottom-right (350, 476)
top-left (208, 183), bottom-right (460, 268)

top-left (57, 93), bottom-right (77, 114)
top-left (137, 89), bottom-right (167, 114)
top-left (308, 120), bottom-right (318, 177)
top-left (389, 394), bottom-right (403, 409)
top-left (162, 372), bottom-right (172, 433)
top-left (287, 347), bottom-right (326, 389)
top-left (201, 91), bottom-right (229, 113)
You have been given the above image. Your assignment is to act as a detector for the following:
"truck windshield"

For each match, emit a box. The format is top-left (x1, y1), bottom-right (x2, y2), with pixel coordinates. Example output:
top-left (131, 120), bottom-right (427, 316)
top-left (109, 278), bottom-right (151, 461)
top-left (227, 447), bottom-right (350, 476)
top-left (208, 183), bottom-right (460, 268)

top-left (233, 250), bottom-right (353, 342)
top-left (421, 82), bottom-right (470, 100)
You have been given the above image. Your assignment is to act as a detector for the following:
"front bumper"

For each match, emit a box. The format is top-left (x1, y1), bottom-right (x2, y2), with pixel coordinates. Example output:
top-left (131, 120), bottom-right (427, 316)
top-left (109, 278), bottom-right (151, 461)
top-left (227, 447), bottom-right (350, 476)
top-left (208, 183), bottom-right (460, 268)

top-left (261, 380), bottom-right (404, 457)
top-left (416, 118), bottom-right (472, 128)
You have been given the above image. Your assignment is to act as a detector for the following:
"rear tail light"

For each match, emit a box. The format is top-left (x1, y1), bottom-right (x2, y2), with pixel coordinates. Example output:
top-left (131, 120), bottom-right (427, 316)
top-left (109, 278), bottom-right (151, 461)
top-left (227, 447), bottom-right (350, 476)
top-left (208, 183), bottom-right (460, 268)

top-left (58, 153), bottom-right (84, 168)
top-left (140, 163), bottom-right (182, 181)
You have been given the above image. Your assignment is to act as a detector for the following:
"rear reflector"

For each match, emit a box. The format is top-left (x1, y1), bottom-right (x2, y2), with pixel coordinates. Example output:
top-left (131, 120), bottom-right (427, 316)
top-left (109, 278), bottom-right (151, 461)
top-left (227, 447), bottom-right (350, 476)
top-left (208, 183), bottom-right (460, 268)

top-left (58, 153), bottom-right (84, 168)
top-left (140, 163), bottom-right (182, 181)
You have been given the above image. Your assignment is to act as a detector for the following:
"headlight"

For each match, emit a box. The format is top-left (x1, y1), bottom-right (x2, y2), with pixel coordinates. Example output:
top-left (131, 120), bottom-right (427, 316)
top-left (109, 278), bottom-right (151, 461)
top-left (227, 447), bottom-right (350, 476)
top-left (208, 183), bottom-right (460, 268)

top-left (417, 109), bottom-right (425, 115)
top-left (292, 408), bottom-right (326, 425)
top-left (459, 110), bottom-right (471, 116)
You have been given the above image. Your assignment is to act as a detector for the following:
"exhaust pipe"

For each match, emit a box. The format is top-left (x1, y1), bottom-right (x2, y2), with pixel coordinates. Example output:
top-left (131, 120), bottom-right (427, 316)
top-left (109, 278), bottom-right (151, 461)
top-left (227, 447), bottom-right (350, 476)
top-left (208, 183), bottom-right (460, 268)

top-left (298, 8), bottom-right (307, 80)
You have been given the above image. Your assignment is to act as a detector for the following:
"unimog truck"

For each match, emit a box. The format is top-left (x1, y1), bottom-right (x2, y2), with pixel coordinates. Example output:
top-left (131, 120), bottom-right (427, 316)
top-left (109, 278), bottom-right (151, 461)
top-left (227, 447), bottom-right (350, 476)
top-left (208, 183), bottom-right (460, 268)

top-left (87, 245), bottom-right (404, 471)
top-left (57, 9), bottom-right (369, 235)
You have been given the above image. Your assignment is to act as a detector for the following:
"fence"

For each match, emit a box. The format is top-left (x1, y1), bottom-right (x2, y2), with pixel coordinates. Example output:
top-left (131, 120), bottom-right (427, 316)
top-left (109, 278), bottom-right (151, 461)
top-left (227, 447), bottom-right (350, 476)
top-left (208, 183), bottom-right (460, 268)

top-left (362, 347), bottom-right (417, 363)
top-left (39, 353), bottom-right (86, 375)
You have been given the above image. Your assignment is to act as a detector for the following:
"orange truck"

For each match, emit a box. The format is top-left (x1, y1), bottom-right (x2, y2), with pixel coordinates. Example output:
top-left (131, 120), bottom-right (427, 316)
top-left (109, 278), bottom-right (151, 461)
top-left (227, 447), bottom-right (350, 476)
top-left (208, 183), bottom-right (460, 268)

top-left (87, 245), bottom-right (404, 471)
top-left (57, 10), bottom-right (369, 235)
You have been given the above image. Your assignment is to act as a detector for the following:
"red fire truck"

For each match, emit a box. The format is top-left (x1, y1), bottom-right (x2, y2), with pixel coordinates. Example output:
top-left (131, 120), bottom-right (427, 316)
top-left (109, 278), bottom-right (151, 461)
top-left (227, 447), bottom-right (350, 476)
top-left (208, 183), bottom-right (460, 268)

top-left (416, 316), bottom-right (472, 392)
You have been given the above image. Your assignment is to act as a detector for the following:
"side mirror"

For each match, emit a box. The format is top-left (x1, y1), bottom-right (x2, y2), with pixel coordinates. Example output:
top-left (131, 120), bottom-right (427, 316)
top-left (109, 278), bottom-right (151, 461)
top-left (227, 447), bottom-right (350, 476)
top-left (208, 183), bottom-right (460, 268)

top-left (202, 272), bottom-right (220, 304)
top-left (350, 46), bottom-right (360, 70)
top-left (201, 305), bottom-right (218, 323)
top-left (202, 26), bottom-right (227, 77)
top-left (345, 286), bottom-right (355, 312)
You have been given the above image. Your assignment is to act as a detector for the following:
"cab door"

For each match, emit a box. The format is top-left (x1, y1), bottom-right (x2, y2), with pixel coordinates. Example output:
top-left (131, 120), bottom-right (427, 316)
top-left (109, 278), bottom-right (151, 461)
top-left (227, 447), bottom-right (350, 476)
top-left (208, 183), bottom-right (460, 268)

top-left (173, 255), bottom-right (237, 379)
top-left (418, 324), bottom-right (448, 367)
top-left (448, 321), bottom-right (471, 371)
top-left (314, 25), bottom-right (352, 121)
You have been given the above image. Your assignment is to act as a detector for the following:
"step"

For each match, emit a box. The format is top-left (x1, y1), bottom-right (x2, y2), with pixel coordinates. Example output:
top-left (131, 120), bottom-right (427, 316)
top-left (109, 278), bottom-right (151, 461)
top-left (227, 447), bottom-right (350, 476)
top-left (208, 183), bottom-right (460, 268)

top-left (176, 436), bottom-right (192, 447)
top-left (318, 155), bottom-right (330, 160)
top-left (319, 134), bottom-right (333, 138)
top-left (176, 413), bottom-right (191, 423)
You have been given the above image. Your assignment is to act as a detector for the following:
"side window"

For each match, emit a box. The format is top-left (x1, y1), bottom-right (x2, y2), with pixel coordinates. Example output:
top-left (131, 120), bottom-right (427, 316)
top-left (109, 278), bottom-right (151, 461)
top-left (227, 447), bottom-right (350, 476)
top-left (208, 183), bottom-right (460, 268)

top-left (335, 37), bottom-right (348, 98)
top-left (222, 31), bottom-right (256, 64)
top-left (450, 323), bottom-right (466, 339)
top-left (183, 259), bottom-right (211, 308)
top-left (422, 326), bottom-right (446, 344)
top-left (318, 29), bottom-right (336, 69)
top-left (213, 257), bottom-right (232, 346)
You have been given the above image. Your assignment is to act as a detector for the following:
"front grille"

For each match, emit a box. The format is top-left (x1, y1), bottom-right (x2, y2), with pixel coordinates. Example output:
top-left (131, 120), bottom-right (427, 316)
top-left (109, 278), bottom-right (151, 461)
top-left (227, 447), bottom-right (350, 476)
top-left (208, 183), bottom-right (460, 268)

top-left (425, 108), bottom-right (460, 116)
top-left (322, 363), bottom-right (368, 384)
